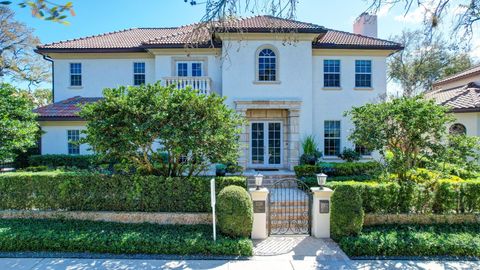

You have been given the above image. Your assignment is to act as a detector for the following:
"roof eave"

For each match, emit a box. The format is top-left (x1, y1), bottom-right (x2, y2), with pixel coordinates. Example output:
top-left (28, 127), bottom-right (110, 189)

top-left (313, 44), bottom-right (404, 51)
top-left (450, 107), bottom-right (480, 113)
top-left (35, 47), bottom-right (147, 54)
top-left (37, 116), bottom-right (84, 121)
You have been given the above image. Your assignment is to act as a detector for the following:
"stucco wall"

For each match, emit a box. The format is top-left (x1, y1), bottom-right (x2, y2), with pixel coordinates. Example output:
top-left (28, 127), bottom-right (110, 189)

top-left (40, 121), bottom-right (91, 155)
top-left (452, 112), bottom-right (480, 136)
top-left (53, 56), bottom-right (156, 102)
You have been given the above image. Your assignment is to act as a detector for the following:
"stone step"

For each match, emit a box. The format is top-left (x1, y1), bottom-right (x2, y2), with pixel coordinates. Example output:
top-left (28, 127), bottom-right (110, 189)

top-left (270, 201), bottom-right (308, 207)
top-left (270, 215), bottom-right (310, 221)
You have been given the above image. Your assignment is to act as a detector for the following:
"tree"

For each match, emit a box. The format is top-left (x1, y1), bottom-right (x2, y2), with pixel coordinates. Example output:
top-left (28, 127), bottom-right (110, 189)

top-left (388, 29), bottom-right (474, 96)
top-left (0, 7), bottom-right (50, 88)
top-left (367, 0), bottom-right (480, 38)
top-left (19, 88), bottom-right (52, 107)
top-left (80, 83), bottom-right (244, 177)
top-left (345, 96), bottom-right (453, 181)
top-left (1, 1), bottom-right (74, 24)
top-left (0, 83), bottom-right (38, 163)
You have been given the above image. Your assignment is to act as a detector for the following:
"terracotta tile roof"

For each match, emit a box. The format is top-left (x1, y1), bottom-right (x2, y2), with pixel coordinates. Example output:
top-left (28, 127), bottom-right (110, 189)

top-left (37, 15), bottom-right (402, 52)
top-left (34, 96), bottom-right (102, 120)
top-left (426, 82), bottom-right (480, 112)
top-left (432, 65), bottom-right (480, 87)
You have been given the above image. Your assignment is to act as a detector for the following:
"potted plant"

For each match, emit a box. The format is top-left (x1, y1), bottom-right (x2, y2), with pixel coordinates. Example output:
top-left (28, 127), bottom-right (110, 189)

top-left (300, 135), bottom-right (322, 165)
top-left (216, 164), bottom-right (227, 176)
top-left (338, 148), bottom-right (361, 162)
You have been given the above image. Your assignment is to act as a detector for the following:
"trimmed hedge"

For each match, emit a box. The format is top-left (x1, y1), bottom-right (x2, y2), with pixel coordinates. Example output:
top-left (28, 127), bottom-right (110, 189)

top-left (339, 224), bottom-right (480, 257)
top-left (217, 185), bottom-right (253, 237)
top-left (331, 185), bottom-right (364, 240)
top-left (0, 219), bottom-right (252, 256)
top-left (0, 172), bottom-right (246, 212)
top-left (326, 179), bottom-right (480, 214)
top-left (294, 161), bottom-right (381, 178)
top-left (28, 154), bottom-right (97, 169)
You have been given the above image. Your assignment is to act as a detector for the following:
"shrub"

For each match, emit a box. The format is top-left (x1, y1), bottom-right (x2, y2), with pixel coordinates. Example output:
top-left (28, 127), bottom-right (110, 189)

top-left (339, 224), bottom-right (480, 257)
top-left (0, 172), bottom-right (246, 212)
top-left (300, 135), bottom-right (322, 165)
top-left (0, 219), bottom-right (253, 256)
top-left (216, 185), bottom-right (253, 237)
top-left (330, 185), bottom-right (364, 240)
top-left (17, 165), bottom-right (49, 172)
top-left (294, 161), bottom-right (381, 178)
top-left (28, 154), bottom-right (97, 169)
top-left (338, 148), bottom-right (361, 162)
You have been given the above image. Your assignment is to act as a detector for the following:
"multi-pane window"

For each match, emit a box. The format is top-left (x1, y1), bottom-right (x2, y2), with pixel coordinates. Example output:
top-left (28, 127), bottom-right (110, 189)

top-left (258, 48), bottom-right (276, 81)
top-left (324, 121), bottom-right (341, 156)
top-left (70, 63), bottom-right (82, 86)
top-left (355, 60), bottom-right (372, 87)
top-left (192, 63), bottom-right (202, 77)
top-left (133, 62), bottom-right (145, 85)
top-left (251, 123), bottom-right (264, 164)
top-left (449, 123), bottom-right (467, 135)
top-left (323, 60), bottom-right (340, 87)
top-left (268, 122), bottom-right (281, 165)
top-left (355, 145), bottom-right (372, 156)
top-left (177, 62), bottom-right (202, 77)
top-left (67, 130), bottom-right (80, 155)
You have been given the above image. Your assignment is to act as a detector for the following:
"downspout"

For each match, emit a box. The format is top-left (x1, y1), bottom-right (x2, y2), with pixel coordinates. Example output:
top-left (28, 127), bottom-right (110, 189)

top-left (42, 54), bottom-right (54, 102)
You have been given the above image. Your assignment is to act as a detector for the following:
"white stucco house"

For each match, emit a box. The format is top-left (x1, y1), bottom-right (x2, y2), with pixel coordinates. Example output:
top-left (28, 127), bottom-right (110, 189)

top-left (427, 65), bottom-right (480, 137)
top-left (34, 14), bottom-right (403, 170)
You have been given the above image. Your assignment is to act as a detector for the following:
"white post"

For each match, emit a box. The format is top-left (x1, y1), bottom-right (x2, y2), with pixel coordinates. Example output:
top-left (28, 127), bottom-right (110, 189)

top-left (311, 187), bottom-right (334, 238)
top-left (249, 187), bottom-right (269, 239)
top-left (210, 178), bottom-right (216, 241)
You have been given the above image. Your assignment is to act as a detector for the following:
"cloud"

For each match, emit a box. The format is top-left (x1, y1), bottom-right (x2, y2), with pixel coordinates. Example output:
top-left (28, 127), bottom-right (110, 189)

top-left (394, 5), bottom-right (427, 24)
top-left (377, 3), bottom-right (393, 17)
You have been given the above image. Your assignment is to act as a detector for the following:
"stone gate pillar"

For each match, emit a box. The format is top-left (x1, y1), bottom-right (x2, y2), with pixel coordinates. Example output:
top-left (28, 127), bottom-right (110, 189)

top-left (249, 187), bottom-right (269, 239)
top-left (311, 187), bottom-right (333, 238)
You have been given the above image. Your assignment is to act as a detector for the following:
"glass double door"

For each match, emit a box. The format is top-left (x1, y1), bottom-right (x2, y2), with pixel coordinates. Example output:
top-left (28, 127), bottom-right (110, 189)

top-left (251, 121), bottom-right (282, 167)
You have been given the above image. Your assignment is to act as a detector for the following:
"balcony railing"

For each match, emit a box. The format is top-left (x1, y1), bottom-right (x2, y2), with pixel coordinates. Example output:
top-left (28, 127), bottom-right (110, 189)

top-left (163, 76), bottom-right (212, 95)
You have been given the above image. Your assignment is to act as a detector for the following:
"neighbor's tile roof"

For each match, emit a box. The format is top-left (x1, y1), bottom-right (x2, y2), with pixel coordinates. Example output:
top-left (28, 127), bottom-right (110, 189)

top-left (34, 96), bottom-right (102, 120)
top-left (432, 65), bottom-right (480, 87)
top-left (37, 15), bottom-right (402, 52)
top-left (426, 82), bottom-right (480, 112)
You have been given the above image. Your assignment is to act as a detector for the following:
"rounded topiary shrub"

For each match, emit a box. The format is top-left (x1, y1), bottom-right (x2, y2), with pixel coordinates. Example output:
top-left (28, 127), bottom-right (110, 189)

top-left (330, 185), bottom-right (364, 241)
top-left (216, 185), bottom-right (253, 237)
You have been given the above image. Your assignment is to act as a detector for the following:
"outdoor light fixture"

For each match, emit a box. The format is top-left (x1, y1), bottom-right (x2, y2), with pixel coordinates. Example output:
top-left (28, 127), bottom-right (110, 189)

top-left (317, 173), bottom-right (328, 189)
top-left (255, 173), bottom-right (264, 190)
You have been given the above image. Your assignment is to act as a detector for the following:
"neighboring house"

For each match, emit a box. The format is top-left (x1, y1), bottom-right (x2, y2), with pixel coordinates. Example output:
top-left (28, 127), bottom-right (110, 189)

top-left (34, 14), bottom-right (402, 170)
top-left (426, 65), bottom-right (480, 137)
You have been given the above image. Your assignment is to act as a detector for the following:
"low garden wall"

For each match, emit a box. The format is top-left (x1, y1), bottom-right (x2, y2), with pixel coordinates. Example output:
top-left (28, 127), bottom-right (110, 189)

top-left (0, 210), bottom-right (211, 225)
top-left (364, 213), bottom-right (480, 226)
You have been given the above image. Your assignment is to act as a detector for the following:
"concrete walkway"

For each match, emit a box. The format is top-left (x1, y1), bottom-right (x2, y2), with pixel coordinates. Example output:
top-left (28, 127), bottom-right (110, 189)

top-left (0, 237), bottom-right (479, 269)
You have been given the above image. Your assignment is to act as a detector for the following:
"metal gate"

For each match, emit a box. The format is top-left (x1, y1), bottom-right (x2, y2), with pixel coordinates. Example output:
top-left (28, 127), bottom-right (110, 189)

top-left (268, 178), bottom-right (312, 235)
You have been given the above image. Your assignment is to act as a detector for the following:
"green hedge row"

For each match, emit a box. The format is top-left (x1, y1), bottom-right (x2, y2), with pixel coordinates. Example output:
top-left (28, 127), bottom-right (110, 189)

top-left (28, 155), bottom-right (97, 169)
top-left (0, 219), bottom-right (252, 256)
top-left (326, 179), bottom-right (480, 214)
top-left (0, 172), bottom-right (246, 212)
top-left (294, 161), bottom-right (381, 178)
top-left (339, 224), bottom-right (480, 257)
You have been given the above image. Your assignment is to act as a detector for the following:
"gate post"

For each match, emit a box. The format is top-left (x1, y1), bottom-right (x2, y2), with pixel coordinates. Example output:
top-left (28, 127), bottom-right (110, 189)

top-left (249, 187), bottom-right (269, 239)
top-left (310, 187), bottom-right (333, 238)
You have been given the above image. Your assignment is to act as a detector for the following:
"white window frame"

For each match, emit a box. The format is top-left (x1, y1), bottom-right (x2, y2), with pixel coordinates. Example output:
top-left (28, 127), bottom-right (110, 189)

top-left (69, 63), bottom-right (82, 87)
top-left (249, 121), bottom-right (283, 168)
top-left (176, 61), bottom-right (203, 77)
top-left (324, 120), bottom-right (341, 157)
top-left (256, 47), bottom-right (278, 82)
top-left (67, 130), bottom-right (80, 155)
top-left (355, 60), bottom-right (372, 88)
top-left (323, 59), bottom-right (341, 88)
top-left (133, 62), bottom-right (146, 86)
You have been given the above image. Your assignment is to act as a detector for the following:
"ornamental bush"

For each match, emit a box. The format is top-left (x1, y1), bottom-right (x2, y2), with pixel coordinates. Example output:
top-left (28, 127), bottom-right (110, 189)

top-left (28, 154), bottom-right (97, 169)
top-left (294, 161), bottom-right (381, 178)
top-left (330, 185), bottom-right (364, 240)
top-left (216, 185), bottom-right (253, 237)
top-left (0, 172), bottom-right (246, 212)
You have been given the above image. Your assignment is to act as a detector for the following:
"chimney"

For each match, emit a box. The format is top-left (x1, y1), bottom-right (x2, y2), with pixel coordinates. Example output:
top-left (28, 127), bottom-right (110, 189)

top-left (353, 12), bottom-right (377, 38)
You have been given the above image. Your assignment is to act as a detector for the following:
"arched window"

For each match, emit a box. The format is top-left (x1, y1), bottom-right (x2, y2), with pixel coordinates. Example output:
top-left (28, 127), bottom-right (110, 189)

top-left (258, 48), bottom-right (277, 81)
top-left (449, 123), bottom-right (467, 135)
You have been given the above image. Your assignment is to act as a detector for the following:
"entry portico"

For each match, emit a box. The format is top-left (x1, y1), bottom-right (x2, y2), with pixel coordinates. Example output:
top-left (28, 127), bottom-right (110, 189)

top-left (235, 100), bottom-right (302, 171)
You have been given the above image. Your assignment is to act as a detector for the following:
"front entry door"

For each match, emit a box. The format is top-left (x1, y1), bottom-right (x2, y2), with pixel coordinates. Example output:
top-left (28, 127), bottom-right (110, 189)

top-left (251, 121), bottom-right (282, 167)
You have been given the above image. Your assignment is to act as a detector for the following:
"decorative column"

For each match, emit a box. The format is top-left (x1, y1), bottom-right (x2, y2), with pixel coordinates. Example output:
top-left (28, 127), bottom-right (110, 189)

top-left (249, 188), bottom-right (269, 239)
top-left (237, 109), bottom-right (248, 170)
top-left (287, 109), bottom-right (301, 170)
top-left (310, 187), bottom-right (333, 238)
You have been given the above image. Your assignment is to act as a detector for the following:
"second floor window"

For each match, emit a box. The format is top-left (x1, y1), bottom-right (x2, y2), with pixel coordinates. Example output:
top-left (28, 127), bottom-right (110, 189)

top-left (355, 145), bottom-right (372, 156)
top-left (324, 120), bottom-right (341, 156)
top-left (324, 60), bottom-right (340, 87)
top-left (176, 62), bottom-right (203, 77)
top-left (67, 130), bottom-right (80, 155)
top-left (258, 48), bottom-right (277, 81)
top-left (133, 62), bottom-right (145, 85)
top-left (355, 60), bottom-right (372, 87)
top-left (70, 63), bottom-right (82, 86)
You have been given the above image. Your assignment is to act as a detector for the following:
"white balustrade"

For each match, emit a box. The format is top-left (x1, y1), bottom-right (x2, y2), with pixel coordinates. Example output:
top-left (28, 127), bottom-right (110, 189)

top-left (163, 76), bottom-right (212, 95)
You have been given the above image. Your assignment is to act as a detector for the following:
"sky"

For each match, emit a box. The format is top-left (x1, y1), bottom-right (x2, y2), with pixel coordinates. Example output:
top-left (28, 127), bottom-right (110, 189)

top-left (9, 0), bottom-right (480, 91)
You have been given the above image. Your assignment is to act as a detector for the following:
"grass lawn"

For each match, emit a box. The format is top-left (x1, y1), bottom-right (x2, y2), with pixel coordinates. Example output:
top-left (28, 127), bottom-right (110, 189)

top-left (339, 223), bottom-right (480, 258)
top-left (0, 219), bottom-right (252, 256)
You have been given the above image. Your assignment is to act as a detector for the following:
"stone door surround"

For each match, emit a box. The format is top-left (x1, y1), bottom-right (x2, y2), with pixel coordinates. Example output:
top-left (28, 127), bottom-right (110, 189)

top-left (235, 100), bottom-right (302, 170)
